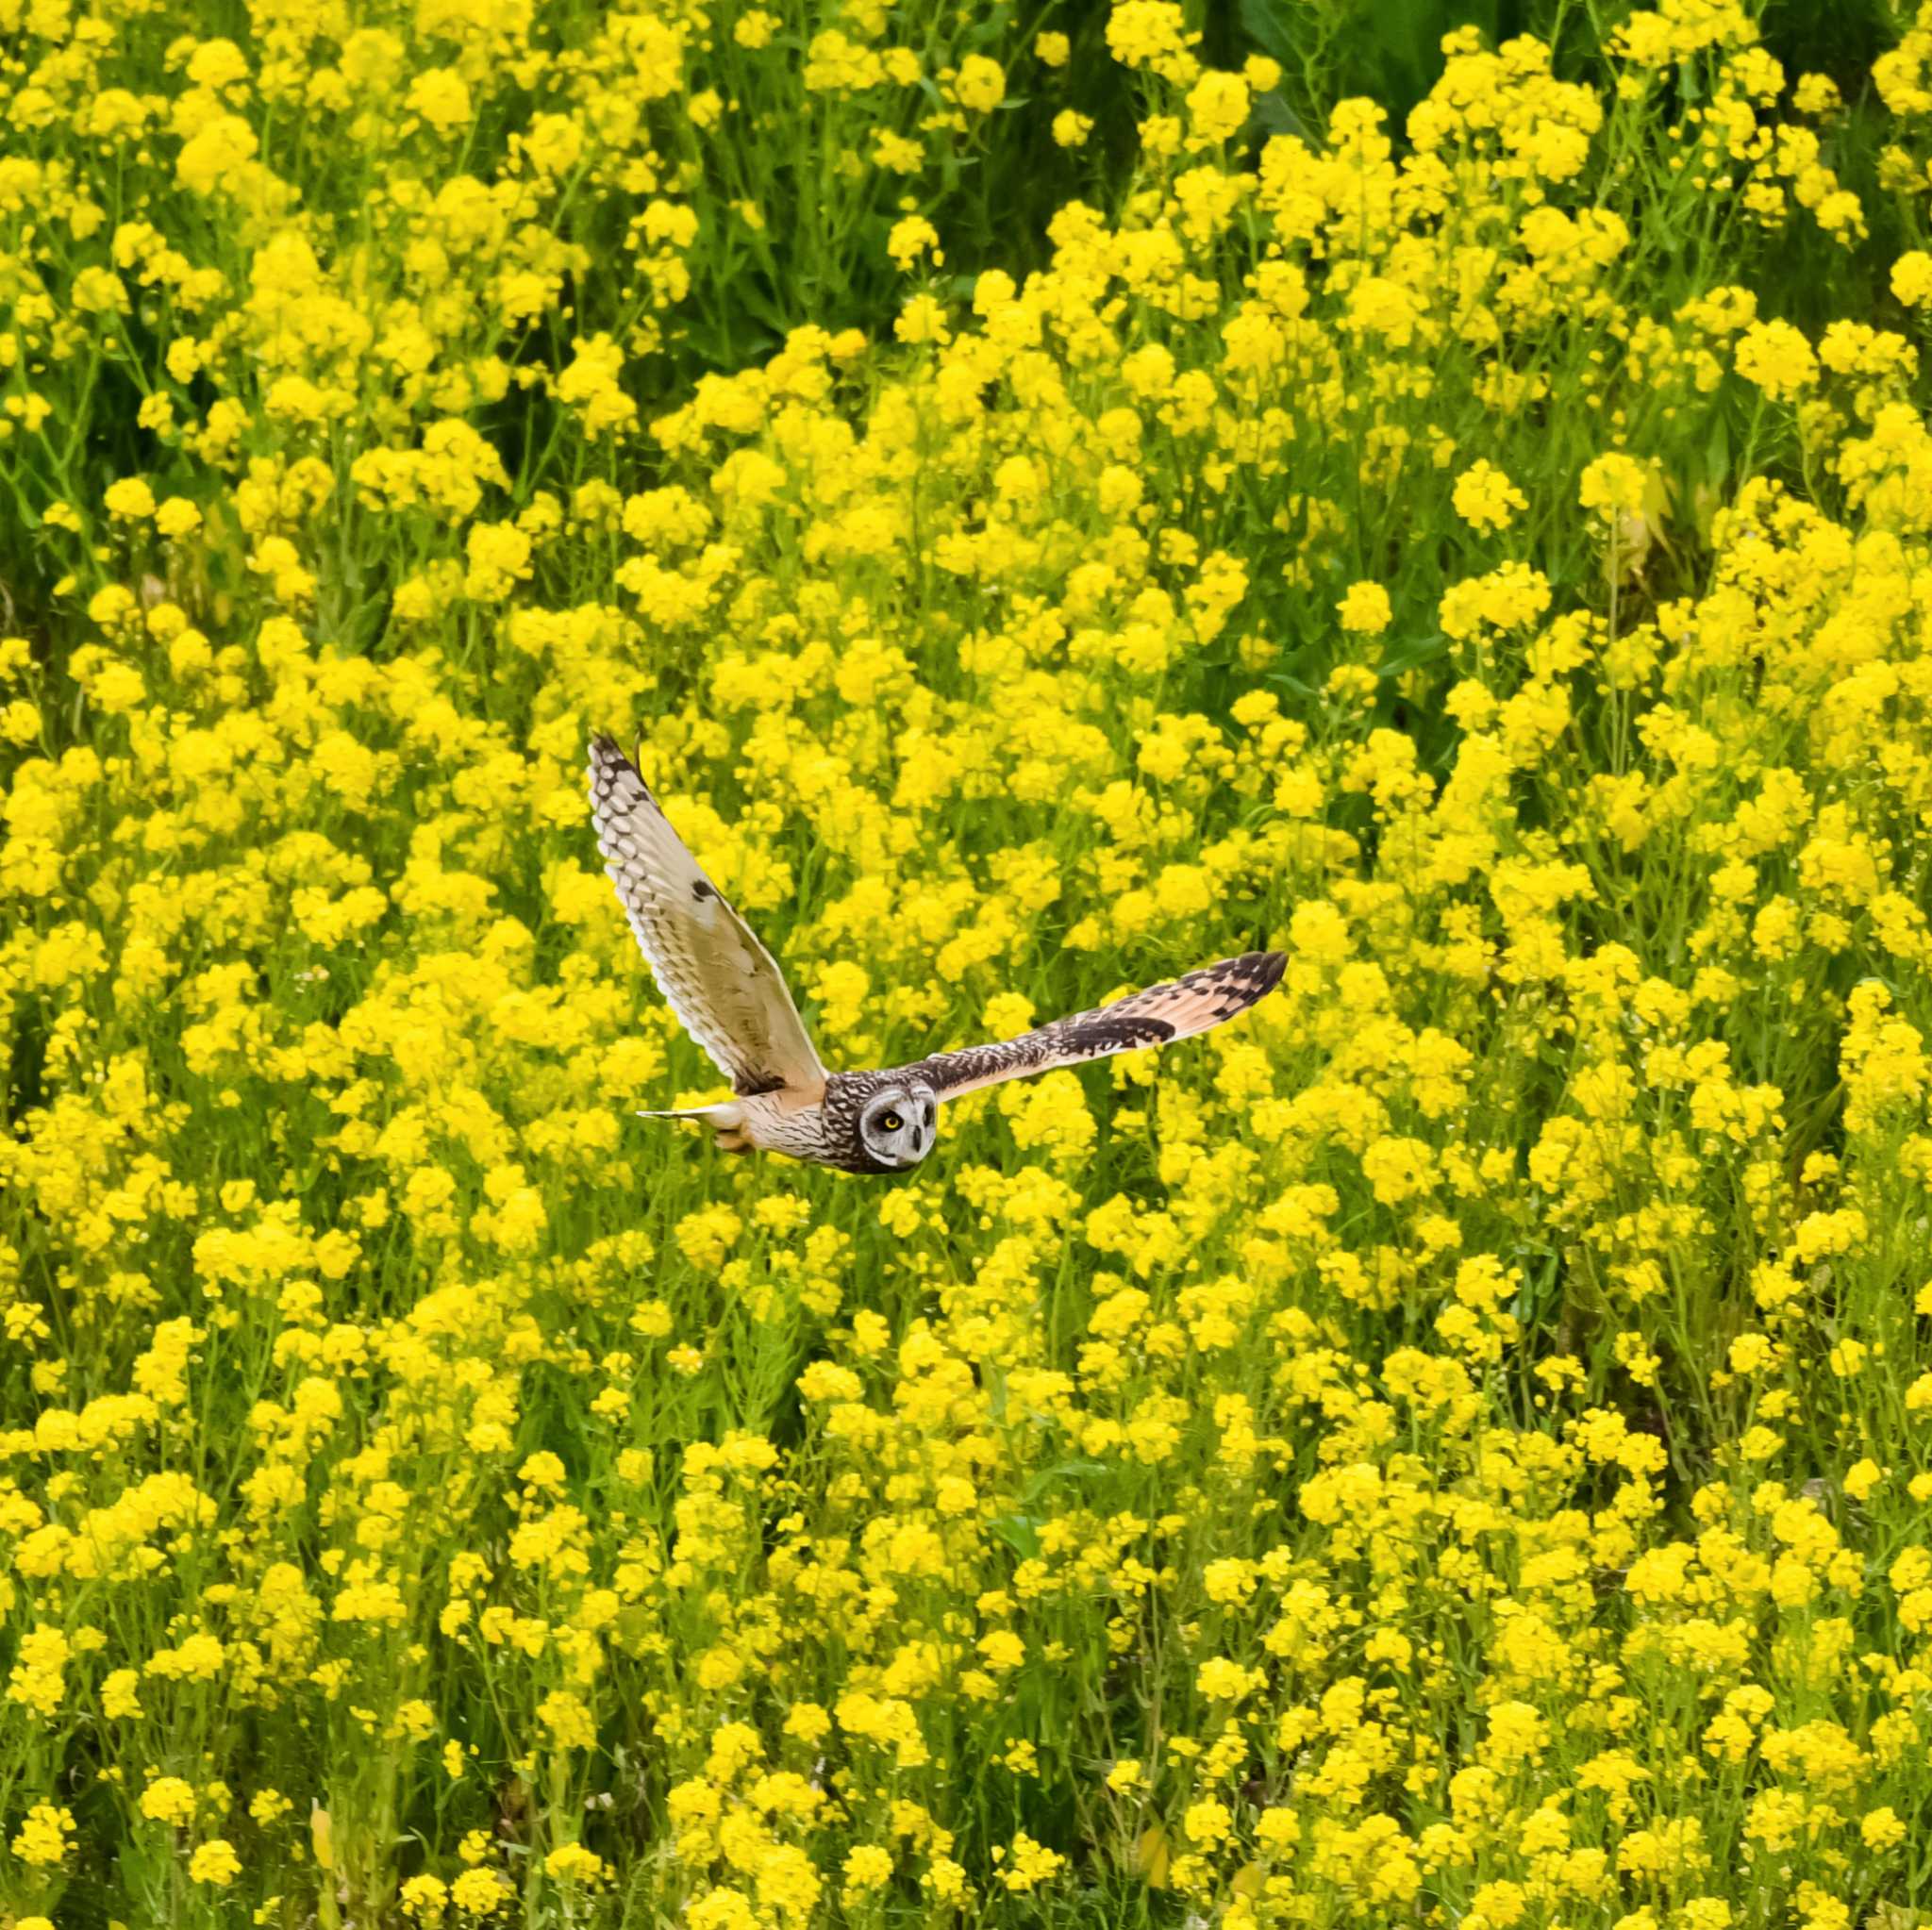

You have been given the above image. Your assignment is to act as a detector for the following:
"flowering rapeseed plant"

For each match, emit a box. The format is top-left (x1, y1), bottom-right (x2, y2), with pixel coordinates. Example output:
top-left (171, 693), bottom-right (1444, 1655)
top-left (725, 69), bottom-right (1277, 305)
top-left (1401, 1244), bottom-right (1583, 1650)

top-left (5, 0), bottom-right (1932, 1922)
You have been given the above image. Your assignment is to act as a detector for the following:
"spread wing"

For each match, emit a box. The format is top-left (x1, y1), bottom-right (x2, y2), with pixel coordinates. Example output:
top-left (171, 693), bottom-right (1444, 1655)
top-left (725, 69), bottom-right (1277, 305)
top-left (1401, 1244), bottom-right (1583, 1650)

top-left (903, 951), bottom-right (1285, 1101)
top-left (587, 734), bottom-right (828, 1100)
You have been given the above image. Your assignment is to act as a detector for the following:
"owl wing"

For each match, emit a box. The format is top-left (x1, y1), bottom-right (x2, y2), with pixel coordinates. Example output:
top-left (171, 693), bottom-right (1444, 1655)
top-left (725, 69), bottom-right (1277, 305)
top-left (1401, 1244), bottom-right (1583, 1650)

top-left (905, 951), bottom-right (1285, 1101)
top-left (587, 734), bottom-right (828, 1100)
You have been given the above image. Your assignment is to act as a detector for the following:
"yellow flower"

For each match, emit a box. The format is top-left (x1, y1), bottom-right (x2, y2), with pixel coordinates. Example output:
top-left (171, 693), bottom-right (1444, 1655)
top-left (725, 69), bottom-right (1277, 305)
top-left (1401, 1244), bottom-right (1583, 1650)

top-left (1577, 452), bottom-right (1650, 518)
top-left (1196, 1655), bottom-right (1259, 1701)
top-left (955, 55), bottom-right (1006, 112)
top-left (1860, 1806), bottom-right (1906, 1850)
top-left (842, 1844), bottom-right (893, 1896)
top-left (1184, 1798), bottom-right (1231, 1846)
top-left (405, 69), bottom-right (473, 135)
top-left (1338, 580), bottom-right (1392, 634)
top-left (1452, 458), bottom-right (1528, 533)
top-left (545, 1843), bottom-right (606, 1883)
top-left (175, 114), bottom-right (258, 194)
top-left (538, 1690), bottom-right (598, 1750)
top-left (141, 1776), bottom-right (198, 1825)
top-left (1891, 250), bottom-right (1932, 307)
top-left (998, 1831), bottom-right (1067, 1892)
top-left (1107, 1), bottom-right (1199, 82)
top-left (191, 1838), bottom-right (242, 1886)
top-left (10, 1804), bottom-right (74, 1867)
top-left (1734, 318), bottom-right (1819, 400)
top-left (1186, 71), bottom-right (1250, 142)
top-left (402, 1873), bottom-right (451, 1921)
top-left (891, 291), bottom-right (952, 345)
top-left (154, 496), bottom-right (202, 538)
top-left (104, 477), bottom-right (156, 519)
top-left (977, 1629), bottom-right (1024, 1672)
top-left (888, 215), bottom-right (941, 270)
top-left (451, 1867), bottom-right (508, 1914)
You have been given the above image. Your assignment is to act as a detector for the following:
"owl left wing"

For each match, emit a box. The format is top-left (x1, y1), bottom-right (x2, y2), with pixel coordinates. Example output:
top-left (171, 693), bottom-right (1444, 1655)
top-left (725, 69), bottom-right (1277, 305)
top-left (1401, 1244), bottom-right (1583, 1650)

top-left (588, 734), bottom-right (828, 1100)
top-left (905, 951), bottom-right (1285, 1101)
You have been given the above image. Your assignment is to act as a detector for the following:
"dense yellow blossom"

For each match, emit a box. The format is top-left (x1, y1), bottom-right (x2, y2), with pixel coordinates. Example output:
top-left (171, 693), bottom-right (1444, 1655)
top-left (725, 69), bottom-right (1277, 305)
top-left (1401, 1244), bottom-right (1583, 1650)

top-left (3, 0), bottom-right (1932, 1922)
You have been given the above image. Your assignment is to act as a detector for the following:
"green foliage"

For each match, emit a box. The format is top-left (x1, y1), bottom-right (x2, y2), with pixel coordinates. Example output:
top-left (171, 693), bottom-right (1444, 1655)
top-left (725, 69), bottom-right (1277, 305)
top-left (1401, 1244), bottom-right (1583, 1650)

top-left (6, 0), bottom-right (1932, 1922)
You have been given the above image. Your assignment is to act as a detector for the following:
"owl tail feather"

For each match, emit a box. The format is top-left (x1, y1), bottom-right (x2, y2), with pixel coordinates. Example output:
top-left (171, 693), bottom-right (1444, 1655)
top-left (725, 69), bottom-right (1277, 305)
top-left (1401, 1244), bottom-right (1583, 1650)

top-left (634, 1101), bottom-right (751, 1153)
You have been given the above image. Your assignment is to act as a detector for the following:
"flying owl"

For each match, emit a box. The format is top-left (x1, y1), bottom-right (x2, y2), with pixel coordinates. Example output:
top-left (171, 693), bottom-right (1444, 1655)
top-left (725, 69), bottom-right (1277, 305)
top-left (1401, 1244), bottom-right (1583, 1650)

top-left (588, 735), bottom-right (1285, 1174)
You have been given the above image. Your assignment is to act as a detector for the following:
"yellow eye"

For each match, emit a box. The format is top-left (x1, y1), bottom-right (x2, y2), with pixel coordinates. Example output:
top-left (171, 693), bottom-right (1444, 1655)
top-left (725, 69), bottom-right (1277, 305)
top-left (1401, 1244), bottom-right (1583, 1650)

top-left (880, 1111), bottom-right (903, 1132)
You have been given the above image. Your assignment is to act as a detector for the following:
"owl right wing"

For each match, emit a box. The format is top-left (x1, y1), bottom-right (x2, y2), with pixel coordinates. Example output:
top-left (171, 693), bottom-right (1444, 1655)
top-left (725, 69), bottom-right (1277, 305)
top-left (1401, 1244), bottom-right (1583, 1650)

top-left (587, 735), bottom-right (828, 1100)
top-left (904, 951), bottom-right (1285, 1100)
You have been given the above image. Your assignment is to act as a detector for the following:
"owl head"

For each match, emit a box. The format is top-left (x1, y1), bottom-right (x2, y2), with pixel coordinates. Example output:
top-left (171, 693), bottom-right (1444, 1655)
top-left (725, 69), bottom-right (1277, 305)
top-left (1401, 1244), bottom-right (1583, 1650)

top-left (857, 1080), bottom-right (938, 1171)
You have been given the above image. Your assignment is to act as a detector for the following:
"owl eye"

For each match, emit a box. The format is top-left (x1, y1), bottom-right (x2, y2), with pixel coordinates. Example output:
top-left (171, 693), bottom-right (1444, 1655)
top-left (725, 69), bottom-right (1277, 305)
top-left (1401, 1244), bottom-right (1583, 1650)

top-left (880, 1110), bottom-right (903, 1132)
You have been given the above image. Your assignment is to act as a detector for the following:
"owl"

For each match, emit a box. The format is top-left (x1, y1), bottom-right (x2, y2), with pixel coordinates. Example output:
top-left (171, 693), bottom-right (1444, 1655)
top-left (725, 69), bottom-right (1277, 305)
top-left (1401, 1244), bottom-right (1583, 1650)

top-left (588, 735), bottom-right (1285, 1174)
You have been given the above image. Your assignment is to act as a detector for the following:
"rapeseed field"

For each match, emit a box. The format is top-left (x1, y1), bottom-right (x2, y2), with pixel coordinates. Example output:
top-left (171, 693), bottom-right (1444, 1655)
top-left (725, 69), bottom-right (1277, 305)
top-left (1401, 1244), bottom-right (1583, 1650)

top-left (6, 0), bottom-right (1932, 1922)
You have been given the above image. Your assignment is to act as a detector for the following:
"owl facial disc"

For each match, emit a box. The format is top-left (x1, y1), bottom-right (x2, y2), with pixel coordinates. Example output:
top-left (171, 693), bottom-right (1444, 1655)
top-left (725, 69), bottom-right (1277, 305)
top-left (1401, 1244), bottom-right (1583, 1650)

top-left (858, 1083), bottom-right (938, 1170)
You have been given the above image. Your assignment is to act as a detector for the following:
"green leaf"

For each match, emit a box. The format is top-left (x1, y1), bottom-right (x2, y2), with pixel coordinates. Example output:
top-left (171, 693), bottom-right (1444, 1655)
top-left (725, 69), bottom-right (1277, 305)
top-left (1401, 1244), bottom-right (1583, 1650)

top-left (991, 1511), bottom-right (1043, 1559)
top-left (1236, 0), bottom-right (1298, 67)
top-left (1251, 90), bottom-right (1313, 141)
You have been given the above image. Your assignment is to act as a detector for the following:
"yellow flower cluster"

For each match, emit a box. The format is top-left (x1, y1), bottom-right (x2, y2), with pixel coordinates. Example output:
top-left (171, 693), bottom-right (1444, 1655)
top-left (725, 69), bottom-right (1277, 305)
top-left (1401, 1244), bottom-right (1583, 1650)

top-left (4, 0), bottom-right (1932, 1921)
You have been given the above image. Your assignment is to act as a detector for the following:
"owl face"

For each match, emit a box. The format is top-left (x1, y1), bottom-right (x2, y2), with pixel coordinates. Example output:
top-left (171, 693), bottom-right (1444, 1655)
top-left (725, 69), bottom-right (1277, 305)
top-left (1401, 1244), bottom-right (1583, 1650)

top-left (858, 1082), bottom-right (938, 1171)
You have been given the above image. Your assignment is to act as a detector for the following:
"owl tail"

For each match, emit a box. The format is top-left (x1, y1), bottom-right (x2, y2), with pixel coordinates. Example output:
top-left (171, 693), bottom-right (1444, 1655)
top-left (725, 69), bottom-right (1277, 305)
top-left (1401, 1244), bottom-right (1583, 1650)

top-left (634, 1100), bottom-right (750, 1152)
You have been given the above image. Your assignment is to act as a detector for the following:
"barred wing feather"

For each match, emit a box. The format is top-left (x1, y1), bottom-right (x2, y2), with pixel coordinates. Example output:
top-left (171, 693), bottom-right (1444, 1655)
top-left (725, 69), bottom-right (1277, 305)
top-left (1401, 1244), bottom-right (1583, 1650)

top-left (587, 735), bottom-right (827, 1100)
top-left (904, 951), bottom-right (1286, 1100)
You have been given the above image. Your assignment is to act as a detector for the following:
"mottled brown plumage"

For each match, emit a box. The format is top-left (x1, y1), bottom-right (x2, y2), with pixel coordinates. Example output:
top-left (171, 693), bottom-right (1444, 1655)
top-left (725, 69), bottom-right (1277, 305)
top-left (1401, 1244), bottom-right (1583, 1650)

top-left (588, 734), bottom-right (1284, 1173)
top-left (893, 952), bottom-right (1286, 1100)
